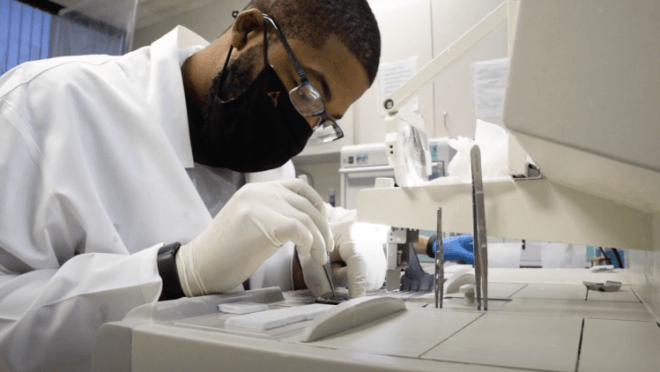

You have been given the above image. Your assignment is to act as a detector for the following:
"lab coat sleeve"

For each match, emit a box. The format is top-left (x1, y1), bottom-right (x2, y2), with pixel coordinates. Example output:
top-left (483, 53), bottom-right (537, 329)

top-left (0, 101), bottom-right (164, 372)
top-left (0, 247), bottom-right (163, 372)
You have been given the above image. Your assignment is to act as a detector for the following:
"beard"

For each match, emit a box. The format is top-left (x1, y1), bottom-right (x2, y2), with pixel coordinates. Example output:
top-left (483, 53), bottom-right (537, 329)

top-left (187, 44), bottom-right (262, 166)
top-left (205, 44), bottom-right (263, 104)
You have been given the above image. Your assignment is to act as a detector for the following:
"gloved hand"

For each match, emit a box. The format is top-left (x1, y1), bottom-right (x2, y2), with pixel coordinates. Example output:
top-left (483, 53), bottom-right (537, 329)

top-left (176, 179), bottom-right (334, 297)
top-left (301, 220), bottom-right (387, 298)
top-left (429, 234), bottom-right (474, 265)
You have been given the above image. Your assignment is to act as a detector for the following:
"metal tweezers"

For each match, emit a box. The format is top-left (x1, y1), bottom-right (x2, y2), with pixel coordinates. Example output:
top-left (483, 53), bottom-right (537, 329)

top-left (323, 253), bottom-right (337, 299)
top-left (471, 145), bottom-right (488, 310)
top-left (298, 174), bottom-right (338, 300)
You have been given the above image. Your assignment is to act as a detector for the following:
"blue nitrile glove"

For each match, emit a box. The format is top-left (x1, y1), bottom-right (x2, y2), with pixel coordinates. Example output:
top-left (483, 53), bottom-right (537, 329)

top-left (427, 234), bottom-right (474, 265)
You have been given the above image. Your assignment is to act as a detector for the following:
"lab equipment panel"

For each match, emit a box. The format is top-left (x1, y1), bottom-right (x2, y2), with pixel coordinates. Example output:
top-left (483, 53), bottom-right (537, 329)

top-left (93, 269), bottom-right (660, 372)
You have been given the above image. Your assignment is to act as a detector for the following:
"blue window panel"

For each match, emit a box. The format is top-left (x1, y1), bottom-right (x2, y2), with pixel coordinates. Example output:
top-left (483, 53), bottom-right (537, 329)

top-left (41, 8), bottom-right (51, 60)
top-left (0, 2), bottom-right (7, 47)
top-left (29, 8), bottom-right (41, 60)
top-left (0, 0), bottom-right (9, 72)
top-left (4, 0), bottom-right (21, 73)
top-left (18, 2), bottom-right (33, 65)
top-left (0, 0), bottom-right (51, 76)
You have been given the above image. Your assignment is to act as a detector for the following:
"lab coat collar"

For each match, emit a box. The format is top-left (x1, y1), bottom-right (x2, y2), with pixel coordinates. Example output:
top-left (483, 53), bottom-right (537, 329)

top-left (148, 26), bottom-right (210, 169)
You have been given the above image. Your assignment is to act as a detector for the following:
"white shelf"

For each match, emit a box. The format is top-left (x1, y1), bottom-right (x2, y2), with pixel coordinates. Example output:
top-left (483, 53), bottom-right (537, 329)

top-left (357, 178), bottom-right (653, 251)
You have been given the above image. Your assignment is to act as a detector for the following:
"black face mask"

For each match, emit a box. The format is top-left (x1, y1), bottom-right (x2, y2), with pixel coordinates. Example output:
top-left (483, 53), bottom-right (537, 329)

top-left (188, 20), bottom-right (313, 173)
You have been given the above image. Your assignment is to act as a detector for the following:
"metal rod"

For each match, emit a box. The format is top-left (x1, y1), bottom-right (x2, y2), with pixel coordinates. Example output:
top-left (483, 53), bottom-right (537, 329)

top-left (472, 205), bottom-right (482, 310)
top-left (482, 237), bottom-right (489, 311)
top-left (435, 208), bottom-right (444, 308)
top-left (471, 145), bottom-right (489, 311)
top-left (471, 146), bottom-right (482, 310)
top-left (324, 255), bottom-right (337, 299)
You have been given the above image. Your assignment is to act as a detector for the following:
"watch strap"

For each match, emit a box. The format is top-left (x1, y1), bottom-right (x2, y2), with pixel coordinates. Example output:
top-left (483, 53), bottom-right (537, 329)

top-left (157, 242), bottom-right (186, 300)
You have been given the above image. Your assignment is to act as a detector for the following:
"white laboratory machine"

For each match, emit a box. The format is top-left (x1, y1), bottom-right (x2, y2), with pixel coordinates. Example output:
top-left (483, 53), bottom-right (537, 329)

top-left (339, 138), bottom-right (456, 209)
top-left (93, 1), bottom-right (660, 371)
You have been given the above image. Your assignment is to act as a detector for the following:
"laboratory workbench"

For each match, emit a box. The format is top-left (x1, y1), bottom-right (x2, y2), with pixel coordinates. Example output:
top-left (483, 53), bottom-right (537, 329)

top-left (94, 268), bottom-right (660, 372)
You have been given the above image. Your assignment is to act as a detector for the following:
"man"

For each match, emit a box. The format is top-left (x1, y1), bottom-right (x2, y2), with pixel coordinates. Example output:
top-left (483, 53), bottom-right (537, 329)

top-left (0, 0), bottom-right (384, 371)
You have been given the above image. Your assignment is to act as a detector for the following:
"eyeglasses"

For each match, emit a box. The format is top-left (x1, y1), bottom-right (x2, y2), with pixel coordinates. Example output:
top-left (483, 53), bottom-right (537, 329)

top-left (263, 15), bottom-right (344, 143)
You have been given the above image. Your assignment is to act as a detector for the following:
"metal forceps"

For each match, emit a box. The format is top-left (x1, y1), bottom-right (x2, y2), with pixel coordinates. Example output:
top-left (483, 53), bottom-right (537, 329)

top-left (470, 145), bottom-right (488, 310)
top-left (297, 174), bottom-right (337, 299)
top-left (323, 254), bottom-right (337, 299)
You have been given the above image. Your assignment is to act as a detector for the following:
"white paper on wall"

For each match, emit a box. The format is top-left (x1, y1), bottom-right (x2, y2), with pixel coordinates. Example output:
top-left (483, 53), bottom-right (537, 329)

top-left (379, 57), bottom-right (419, 114)
top-left (473, 57), bottom-right (509, 119)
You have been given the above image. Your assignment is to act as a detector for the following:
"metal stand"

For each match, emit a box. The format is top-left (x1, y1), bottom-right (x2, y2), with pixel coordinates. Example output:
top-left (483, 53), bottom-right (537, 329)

top-left (471, 145), bottom-right (489, 310)
top-left (386, 227), bottom-right (436, 293)
top-left (435, 208), bottom-right (444, 308)
top-left (385, 228), bottom-right (412, 291)
top-left (433, 147), bottom-right (489, 311)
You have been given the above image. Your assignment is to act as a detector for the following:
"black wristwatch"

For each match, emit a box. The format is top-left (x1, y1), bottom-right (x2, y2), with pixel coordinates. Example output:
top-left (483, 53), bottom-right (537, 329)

top-left (157, 242), bottom-right (186, 300)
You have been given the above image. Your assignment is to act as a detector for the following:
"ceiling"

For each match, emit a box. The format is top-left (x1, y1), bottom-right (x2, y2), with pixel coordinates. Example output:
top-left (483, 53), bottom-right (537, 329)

top-left (50, 0), bottom-right (218, 30)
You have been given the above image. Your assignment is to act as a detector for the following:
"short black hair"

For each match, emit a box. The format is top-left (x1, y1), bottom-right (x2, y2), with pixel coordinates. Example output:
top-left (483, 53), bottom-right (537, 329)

top-left (247, 0), bottom-right (381, 85)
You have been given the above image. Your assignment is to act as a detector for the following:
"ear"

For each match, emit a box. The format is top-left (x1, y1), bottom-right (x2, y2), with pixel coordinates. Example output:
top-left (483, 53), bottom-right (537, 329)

top-left (230, 9), bottom-right (266, 51)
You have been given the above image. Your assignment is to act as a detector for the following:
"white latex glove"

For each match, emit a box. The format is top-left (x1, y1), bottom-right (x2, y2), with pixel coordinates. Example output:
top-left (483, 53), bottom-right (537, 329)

top-left (301, 220), bottom-right (388, 298)
top-left (176, 179), bottom-right (334, 297)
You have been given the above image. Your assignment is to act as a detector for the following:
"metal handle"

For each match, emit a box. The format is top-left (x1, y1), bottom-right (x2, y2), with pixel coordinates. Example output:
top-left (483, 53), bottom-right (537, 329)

top-left (471, 145), bottom-right (489, 311)
top-left (435, 208), bottom-right (444, 308)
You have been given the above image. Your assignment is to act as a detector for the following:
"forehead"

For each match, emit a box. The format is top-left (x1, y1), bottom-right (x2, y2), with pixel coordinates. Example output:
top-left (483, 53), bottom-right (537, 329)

top-left (281, 34), bottom-right (370, 113)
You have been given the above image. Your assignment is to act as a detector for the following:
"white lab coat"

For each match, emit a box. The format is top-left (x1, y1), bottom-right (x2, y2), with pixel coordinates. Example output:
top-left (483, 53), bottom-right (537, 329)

top-left (0, 26), bottom-right (297, 372)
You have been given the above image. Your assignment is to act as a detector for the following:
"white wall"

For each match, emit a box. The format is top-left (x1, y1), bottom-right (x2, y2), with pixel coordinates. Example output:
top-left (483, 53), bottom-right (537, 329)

top-left (292, 156), bottom-right (342, 205)
top-left (431, 0), bottom-right (509, 139)
top-left (132, 0), bottom-right (250, 49)
top-left (355, 0), bottom-right (435, 145)
top-left (351, 0), bottom-right (509, 146)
